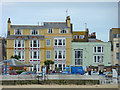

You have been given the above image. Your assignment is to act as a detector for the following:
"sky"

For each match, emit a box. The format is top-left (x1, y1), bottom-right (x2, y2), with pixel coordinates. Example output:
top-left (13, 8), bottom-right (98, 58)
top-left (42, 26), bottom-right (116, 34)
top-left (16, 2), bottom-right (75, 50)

top-left (1, 2), bottom-right (118, 41)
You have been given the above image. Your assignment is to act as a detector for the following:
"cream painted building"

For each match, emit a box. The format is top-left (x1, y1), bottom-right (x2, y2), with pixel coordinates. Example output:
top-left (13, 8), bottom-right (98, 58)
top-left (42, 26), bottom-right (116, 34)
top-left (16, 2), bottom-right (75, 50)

top-left (110, 28), bottom-right (120, 65)
top-left (7, 16), bottom-right (72, 73)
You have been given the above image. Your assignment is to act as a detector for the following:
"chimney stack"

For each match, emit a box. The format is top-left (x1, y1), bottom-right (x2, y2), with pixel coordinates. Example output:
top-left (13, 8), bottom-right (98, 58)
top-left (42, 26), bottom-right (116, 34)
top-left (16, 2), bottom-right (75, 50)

top-left (8, 18), bottom-right (11, 23)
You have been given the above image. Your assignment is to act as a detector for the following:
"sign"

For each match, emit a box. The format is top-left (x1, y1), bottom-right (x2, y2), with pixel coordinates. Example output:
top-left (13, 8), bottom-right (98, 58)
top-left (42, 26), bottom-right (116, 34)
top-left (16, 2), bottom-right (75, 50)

top-left (42, 67), bottom-right (46, 75)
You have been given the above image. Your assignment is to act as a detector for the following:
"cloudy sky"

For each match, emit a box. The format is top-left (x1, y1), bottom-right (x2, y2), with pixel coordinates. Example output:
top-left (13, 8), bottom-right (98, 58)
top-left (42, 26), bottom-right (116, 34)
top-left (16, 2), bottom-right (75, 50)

top-left (2, 2), bottom-right (118, 41)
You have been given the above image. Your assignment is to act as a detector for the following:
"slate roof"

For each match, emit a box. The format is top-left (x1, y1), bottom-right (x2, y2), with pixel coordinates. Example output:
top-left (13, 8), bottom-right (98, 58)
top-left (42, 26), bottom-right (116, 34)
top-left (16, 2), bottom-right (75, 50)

top-left (10, 22), bottom-right (69, 29)
top-left (88, 39), bottom-right (104, 42)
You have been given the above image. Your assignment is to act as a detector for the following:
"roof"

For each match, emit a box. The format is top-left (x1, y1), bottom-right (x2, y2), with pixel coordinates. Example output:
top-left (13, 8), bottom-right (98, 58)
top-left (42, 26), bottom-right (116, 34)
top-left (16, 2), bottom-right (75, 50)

top-left (88, 39), bottom-right (104, 42)
top-left (10, 22), bottom-right (69, 29)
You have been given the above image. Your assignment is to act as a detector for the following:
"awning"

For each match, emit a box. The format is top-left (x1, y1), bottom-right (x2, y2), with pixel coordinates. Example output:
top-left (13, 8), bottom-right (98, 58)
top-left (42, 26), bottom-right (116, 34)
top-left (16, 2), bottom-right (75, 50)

top-left (3, 58), bottom-right (32, 67)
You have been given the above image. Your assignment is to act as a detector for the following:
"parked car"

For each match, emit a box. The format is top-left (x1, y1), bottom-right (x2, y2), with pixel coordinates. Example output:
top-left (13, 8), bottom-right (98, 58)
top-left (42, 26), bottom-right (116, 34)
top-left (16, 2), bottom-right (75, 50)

top-left (102, 72), bottom-right (110, 75)
top-left (20, 71), bottom-right (36, 75)
top-left (9, 71), bottom-right (18, 75)
top-left (84, 71), bottom-right (99, 75)
top-left (36, 73), bottom-right (42, 76)
top-left (105, 72), bottom-right (113, 77)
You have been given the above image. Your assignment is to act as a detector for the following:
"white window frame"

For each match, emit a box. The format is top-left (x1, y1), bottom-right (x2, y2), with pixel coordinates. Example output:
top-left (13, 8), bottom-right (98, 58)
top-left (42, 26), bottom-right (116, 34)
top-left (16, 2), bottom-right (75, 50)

top-left (14, 50), bottom-right (25, 60)
top-left (59, 28), bottom-right (67, 34)
top-left (14, 40), bottom-right (25, 48)
top-left (75, 50), bottom-right (83, 65)
top-left (14, 29), bottom-right (22, 35)
top-left (46, 39), bottom-right (51, 46)
top-left (94, 46), bottom-right (104, 53)
top-left (79, 35), bottom-right (84, 39)
top-left (54, 38), bottom-right (66, 46)
top-left (31, 29), bottom-right (38, 35)
top-left (30, 40), bottom-right (40, 48)
top-left (73, 35), bottom-right (77, 39)
top-left (54, 50), bottom-right (66, 60)
top-left (30, 50), bottom-right (40, 60)
top-left (46, 50), bottom-right (51, 59)
top-left (48, 28), bottom-right (53, 33)
top-left (93, 55), bottom-right (104, 63)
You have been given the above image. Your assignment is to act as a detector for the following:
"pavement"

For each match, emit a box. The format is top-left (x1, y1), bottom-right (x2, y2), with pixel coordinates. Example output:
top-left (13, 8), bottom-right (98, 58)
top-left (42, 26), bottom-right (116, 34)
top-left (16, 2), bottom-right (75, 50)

top-left (2, 84), bottom-right (119, 88)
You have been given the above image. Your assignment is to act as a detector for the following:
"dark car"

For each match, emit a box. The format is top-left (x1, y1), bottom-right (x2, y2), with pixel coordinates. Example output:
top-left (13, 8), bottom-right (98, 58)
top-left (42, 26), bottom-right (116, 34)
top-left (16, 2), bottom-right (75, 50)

top-left (9, 71), bottom-right (18, 75)
top-left (20, 71), bottom-right (36, 75)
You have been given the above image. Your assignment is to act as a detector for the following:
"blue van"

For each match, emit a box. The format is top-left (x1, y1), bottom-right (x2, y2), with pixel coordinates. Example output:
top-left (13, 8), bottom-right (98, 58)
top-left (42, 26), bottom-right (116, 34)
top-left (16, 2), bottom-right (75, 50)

top-left (62, 66), bottom-right (84, 75)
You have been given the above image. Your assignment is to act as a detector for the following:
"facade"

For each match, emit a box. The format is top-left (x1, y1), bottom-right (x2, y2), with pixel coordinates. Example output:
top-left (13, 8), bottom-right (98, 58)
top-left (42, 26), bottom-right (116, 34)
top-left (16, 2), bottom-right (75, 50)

top-left (72, 28), bottom-right (89, 42)
top-left (7, 16), bottom-right (72, 73)
top-left (109, 28), bottom-right (120, 65)
top-left (0, 37), bottom-right (6, 61)
top-left (72, 31), bottom-right (112, 70)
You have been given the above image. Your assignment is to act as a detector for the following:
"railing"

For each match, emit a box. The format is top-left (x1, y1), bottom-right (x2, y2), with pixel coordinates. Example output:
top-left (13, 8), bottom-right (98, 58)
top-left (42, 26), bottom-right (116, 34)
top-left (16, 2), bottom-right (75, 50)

top-left (1, 74), bottom-right (104, 81)
top-left (46, 74), bottom-right (104, 80)
top-left (99, 77), bottom-right (119, 84)
top-left (1, 75), bottom-right (38, 81)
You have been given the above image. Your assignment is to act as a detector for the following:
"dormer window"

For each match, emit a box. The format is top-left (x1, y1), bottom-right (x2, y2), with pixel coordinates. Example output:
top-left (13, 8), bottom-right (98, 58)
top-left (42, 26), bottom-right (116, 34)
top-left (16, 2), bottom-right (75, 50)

top-left (15, 29), bottom-right (22, 35)
top-left (48, 28), bottom-right (53, 33)
top-left (73, 35), bottom-right (77, 39)
top-left (31, 30), bottom-right (38, 35)
top-left (60, 28), bottom-right (67, 34)
top-left (79, 35), bottom-right (84, 39)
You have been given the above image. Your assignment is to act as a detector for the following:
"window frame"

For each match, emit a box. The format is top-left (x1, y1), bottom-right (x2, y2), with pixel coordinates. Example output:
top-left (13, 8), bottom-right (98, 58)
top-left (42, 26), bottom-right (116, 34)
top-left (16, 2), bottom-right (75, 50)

top-left (31, 29), bottom-right (38, 35)
top-left (48, 28), bottom-right (53, 34)
top-left (14, 29), bottom-right (22, 35)
top-left (116, 43), bottom-right (119, 48)
top-left (46, 50), bottom-right (51, 59)
top-left (14, 50), bottom-right (25, 60)
top-left (14, 40), bottom-right (25, 48)
top-left (46, 39), bottom-right (51, 46)
top-left (79, 35), bottom-right (84, 39)
top-left (30, 50), bottom-right (40, 60)
top-left (93, 46), bottom-right (104, 53)
top-left (93, 55), bottom-right (104, 63)
top-left (54, 38), bottom-right (66, 46)
top-left (30, 39), bottom-right (40, 48)
top-left (75, 50), bottom-right (83, 65)
top-left (116, 52), bottom-right (119, 60)
top-left (73, 35), bottom-right (77, 39)
top-left (54, 50), bottom-right (66, 60)
top-left (59, 28), bottom-right (67, 34)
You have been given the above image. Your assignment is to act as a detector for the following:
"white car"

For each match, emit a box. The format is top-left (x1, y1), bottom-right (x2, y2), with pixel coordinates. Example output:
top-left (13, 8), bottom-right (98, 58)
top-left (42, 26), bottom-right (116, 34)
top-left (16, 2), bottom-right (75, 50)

top-left (84, 71), bottom-right (99, 75)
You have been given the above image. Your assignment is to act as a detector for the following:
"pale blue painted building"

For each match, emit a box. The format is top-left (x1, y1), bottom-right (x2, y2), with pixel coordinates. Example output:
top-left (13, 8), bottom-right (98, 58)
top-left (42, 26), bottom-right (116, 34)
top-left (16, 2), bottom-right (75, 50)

top-left (72, 39), bottom-right (112, 71)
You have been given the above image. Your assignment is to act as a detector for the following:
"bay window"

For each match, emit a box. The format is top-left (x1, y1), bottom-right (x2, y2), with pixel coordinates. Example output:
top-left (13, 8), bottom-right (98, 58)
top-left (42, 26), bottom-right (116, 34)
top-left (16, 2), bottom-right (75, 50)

top-left (14, 40), bottom-right (25, 48)
top-left (30, 50), bottom-right (40, 60)
top-left (14, 50), bottom-right (25, 60)
top-left (30, 40), bottom-right (40, 48)
top-left (54, 38), bottom-right (66, 46)
top-left (58, 39), bottom-right (62, 45)
top-left (54, 50), bottom-right (66, 59)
